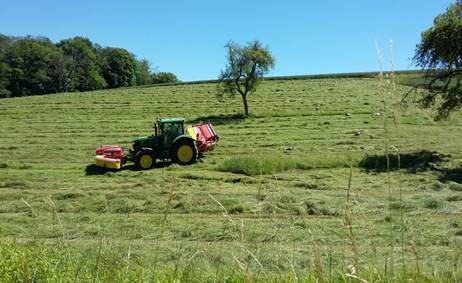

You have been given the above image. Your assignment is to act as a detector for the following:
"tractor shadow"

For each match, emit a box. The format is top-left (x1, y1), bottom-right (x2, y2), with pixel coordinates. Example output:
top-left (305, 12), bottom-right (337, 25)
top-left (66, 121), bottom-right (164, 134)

top-left (85, 161), bottom-right (172, 176)
top-left (85, 165), bottom-right (110, 176)
top-left (189, 113), bottom-right (247, 125)
top-left (359, 150), bottom-right (449, 173)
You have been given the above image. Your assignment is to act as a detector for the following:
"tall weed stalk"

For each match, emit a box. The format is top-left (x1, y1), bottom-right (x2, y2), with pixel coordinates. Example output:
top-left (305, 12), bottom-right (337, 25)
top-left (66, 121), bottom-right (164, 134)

top-left (376, 40), bottom-right (408, 278)
top-left (388, 40), bottom-right (406, 273)
top-left (152, 183), bottom-right (175, 273)
top-left (376, 41), bottom-right (394, 278)
top-left (344, 165), bottom-right (360, 280)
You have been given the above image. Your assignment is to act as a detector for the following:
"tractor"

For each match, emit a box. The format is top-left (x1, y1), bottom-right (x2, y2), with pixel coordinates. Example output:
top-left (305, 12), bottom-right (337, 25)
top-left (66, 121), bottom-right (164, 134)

top-left (95, 118), bottom-right (218, 170)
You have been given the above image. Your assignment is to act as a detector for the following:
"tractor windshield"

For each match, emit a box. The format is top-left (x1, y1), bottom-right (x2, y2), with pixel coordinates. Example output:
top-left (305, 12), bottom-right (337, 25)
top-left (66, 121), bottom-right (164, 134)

top-left (161, 122), bottom-right (184, 147)
top-left (162, 122), bottom-right (183, 136)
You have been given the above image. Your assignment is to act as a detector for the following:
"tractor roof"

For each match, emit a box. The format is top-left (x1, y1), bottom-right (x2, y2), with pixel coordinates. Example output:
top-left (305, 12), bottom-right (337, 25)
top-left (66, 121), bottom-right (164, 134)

top-left (158, 117), bottom-right (185, 123)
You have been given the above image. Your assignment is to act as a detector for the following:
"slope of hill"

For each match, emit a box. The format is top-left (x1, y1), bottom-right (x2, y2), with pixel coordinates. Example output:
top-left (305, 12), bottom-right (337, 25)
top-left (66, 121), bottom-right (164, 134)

top-left (0, 76), bottom-right (461, 281)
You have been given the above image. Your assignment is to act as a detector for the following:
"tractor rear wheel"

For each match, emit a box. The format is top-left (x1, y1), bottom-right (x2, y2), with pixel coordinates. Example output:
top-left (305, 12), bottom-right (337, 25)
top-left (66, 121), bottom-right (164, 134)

top-left (135, 149), bottom-right (156, 170)
top-left (171, 139), bottom-right (198, 165)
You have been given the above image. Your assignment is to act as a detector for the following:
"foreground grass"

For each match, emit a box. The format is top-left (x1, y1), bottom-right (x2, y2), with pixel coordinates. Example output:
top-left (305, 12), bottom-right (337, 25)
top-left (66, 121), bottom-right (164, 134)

top-left (0, 75), bottom-right (462, 281)
top-left (1, 240), bottom-right (460, 282)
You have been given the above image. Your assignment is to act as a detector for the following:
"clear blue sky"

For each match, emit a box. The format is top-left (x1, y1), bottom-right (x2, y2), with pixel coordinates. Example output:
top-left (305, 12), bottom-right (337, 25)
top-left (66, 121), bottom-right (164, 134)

top-left (0, 0), bottom-right (453, 81)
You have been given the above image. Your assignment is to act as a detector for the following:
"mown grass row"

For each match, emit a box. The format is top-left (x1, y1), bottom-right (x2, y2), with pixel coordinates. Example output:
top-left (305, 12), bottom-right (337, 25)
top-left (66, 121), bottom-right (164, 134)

top-left (218, 153), bottom-right (362, 175)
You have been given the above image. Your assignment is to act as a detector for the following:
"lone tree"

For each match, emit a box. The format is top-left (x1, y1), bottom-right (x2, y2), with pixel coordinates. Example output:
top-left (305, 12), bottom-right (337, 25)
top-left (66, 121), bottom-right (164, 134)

top-left (412, 0), bottom-right (462, 120)
top-left (218, 40), bottom-right (274, 116)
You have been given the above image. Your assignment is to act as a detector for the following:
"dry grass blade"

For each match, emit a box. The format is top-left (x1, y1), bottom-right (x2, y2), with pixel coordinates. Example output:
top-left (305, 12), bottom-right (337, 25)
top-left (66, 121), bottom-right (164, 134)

top-left (376, 41), bottom-right (395, 277)
top-left (47, 197), bottom-right (64, 238)
top-left (410, 240), bottom-right (421, 274)
top-left (233, 255), bottom-right (253, 282)
top-left (312, 239), bottom-right (325, 283)
top-left (245, 248), bottom-right (269, 281)
top-left (125, 246), bottom-right (131, 276)
top-left (153, 185), bottom-right (175, 271)
top-left (21, 198), bottom-right (37, 218)
top-left (209, 194), bottom-right (244, 241)
top-left (344, 165), bottom-right (359, 275)
top-left (345, 272), bottom-right (370, 283)
top-left (453, 249), bottom-right (462, 281)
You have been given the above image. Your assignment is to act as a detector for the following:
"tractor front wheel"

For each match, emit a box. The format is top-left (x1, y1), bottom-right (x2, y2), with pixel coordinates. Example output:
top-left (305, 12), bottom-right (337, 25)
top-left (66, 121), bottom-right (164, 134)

top-left (135, 149), bottom-right (156, 170)
top-left (171, 140), bottom-right (198, 165)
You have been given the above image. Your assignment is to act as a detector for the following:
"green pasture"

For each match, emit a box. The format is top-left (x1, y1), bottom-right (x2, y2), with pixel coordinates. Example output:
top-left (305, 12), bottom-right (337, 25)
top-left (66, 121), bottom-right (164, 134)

top-left (0, 76), bottom-right (461, 282)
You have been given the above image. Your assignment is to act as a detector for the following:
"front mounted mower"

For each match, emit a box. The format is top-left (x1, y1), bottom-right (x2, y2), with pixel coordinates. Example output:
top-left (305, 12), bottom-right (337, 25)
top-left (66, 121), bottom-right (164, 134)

top-left (95, 118), bottom-right (219, 170)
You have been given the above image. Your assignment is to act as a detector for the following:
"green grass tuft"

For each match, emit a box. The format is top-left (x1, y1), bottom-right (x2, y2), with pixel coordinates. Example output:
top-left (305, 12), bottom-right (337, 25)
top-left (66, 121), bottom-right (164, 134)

top-left (449, 182), bottom-right (462, 192)
top-left (423, 198), bottom-right (443, 209)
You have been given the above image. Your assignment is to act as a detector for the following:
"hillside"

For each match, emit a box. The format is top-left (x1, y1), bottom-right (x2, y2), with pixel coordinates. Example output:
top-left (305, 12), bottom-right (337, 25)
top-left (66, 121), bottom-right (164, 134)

top-left (0, 76), bottom-right (462, 281)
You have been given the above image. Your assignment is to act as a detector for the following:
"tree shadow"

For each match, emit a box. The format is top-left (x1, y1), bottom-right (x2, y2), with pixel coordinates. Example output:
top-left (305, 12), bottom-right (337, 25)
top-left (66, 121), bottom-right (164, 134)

top-left (438, 167), bottom-right (462, 183)
top-left (189, 113), bottom-right (247, 125)
top-left (84, 161), bottom-right (172, 176)
top-left (359, 150), bottom-right (449, 173)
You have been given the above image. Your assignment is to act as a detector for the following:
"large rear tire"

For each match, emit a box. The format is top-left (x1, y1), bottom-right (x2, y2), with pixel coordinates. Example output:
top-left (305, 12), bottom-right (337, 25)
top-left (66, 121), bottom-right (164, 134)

top-left (135, 149), bottom-right (156, 170)
top-left (171, 139), bottom-right (198, 165)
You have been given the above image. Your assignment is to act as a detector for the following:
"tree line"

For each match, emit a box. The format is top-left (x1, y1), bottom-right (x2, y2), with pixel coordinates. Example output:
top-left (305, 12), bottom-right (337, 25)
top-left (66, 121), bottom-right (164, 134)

top-left (0, 35), bottom-right (179, 98)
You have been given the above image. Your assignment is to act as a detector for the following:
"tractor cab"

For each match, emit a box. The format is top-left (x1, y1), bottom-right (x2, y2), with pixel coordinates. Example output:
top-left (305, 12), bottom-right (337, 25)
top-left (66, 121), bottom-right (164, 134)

top-left (154, 118), bottom-right (185, 148)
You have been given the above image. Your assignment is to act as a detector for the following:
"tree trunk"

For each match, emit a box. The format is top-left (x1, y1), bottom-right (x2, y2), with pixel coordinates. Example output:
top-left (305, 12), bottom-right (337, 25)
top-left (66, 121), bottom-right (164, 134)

top-left (241, 93), bottom-right (249, 116)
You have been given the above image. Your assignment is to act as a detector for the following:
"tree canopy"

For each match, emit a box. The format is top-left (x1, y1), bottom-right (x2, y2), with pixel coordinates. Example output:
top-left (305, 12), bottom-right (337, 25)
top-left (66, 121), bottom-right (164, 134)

top-left (412, 0), bottom-right (462, 119)
top-left (135, 59), bottom-right (153, 86)
top-left (0, 34), bottom-right (179, 98)
top-left (57, 37), bottom-right (106, 92)
top-left (218, 40), bottom-right (275, 116)
top-left (100, 47), bottom-right (136, 88)
top-left (4, 37), bottom-right (63, 96)
top-left (0, 35), bottom-right (14, 97)
top-left (151, 72), bottom-right (179, 84)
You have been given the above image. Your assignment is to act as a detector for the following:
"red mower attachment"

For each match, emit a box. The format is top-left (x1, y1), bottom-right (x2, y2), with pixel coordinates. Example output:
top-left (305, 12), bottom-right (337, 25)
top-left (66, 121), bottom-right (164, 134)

top-left (187, 122), bottom-right (219, 152)
top-left (95, 145), bottom-right (126, 170)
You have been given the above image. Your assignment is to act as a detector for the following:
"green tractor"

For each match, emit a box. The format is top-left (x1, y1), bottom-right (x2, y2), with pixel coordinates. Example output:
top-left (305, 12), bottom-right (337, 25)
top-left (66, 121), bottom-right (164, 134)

top-left (132, 118), bottom-right (197, 169)
top-left (95, 118), bottom-right (219, 170)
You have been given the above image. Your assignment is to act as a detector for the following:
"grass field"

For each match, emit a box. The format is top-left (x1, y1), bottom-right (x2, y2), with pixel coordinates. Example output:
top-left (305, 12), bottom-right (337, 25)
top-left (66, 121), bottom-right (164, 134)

top-left (1, 75), bottom-right (462, 282)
